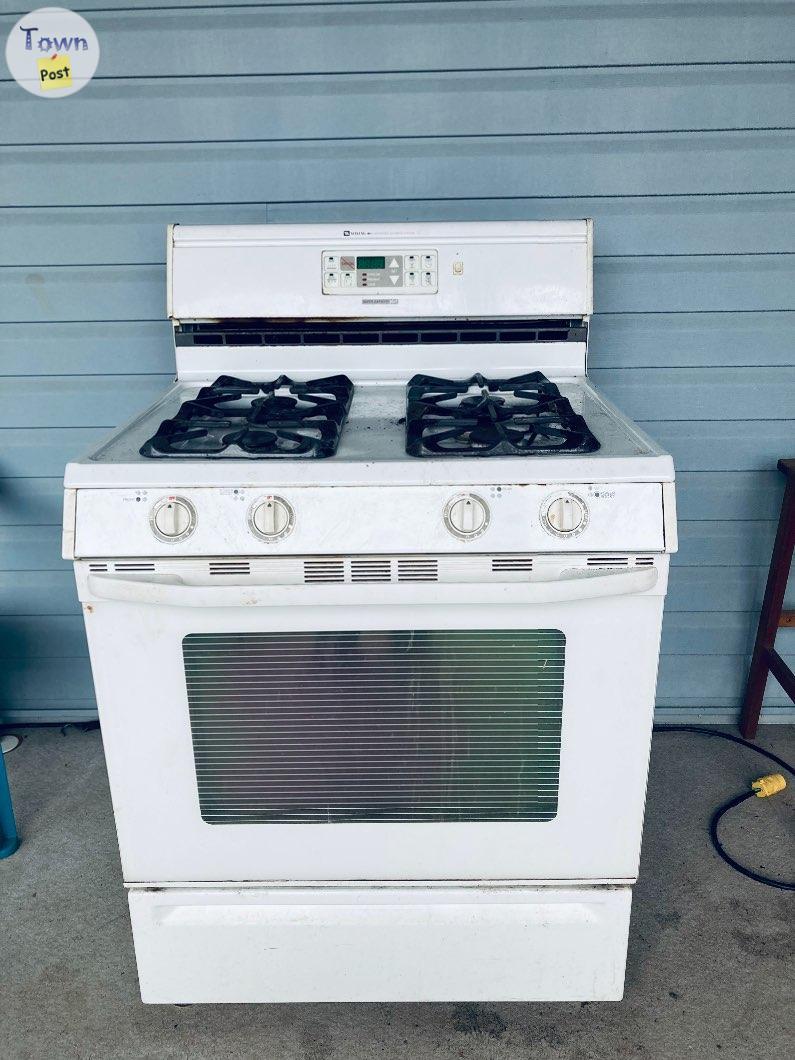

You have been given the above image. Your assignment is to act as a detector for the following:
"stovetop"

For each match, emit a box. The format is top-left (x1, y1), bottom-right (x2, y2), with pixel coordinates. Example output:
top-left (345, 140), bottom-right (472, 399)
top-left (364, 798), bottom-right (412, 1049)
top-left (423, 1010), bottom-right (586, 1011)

top-left (405, 372), bottom-right (600, 458)
top-left (68, 372), bottom-right (670, 488)
top-left (140, 374), bottom-right (354, 459)
top-left (140, 370), bottom-right (601, 462)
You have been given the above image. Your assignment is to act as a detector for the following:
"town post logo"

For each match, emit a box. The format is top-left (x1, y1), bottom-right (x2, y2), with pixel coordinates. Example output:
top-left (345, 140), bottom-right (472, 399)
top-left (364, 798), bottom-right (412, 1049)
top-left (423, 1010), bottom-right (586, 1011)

top-left (6, 7), bottom-right (99, 98)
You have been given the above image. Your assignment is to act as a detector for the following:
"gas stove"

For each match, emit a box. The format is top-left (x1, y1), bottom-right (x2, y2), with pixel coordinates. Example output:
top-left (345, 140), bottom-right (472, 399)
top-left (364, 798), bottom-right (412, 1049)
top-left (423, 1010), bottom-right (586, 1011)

top-left (63, 221), bottom-right (676, 1005)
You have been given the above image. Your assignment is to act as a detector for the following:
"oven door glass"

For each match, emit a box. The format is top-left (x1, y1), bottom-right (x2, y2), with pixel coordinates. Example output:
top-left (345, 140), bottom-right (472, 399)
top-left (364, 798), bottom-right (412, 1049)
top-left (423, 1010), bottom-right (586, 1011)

top-left (184, 629), bottom-right (565, 826)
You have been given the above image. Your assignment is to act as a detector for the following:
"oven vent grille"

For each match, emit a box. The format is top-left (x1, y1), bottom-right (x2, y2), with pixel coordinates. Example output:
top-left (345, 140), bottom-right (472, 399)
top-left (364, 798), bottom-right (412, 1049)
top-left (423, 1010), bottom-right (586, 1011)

top-left (586, 556), bottom-right (630, 568)
top-left (175, 317), bottom-right (587, 349)
top-left (88, 562), bottom-right (108, 572)
top-left (397, 558), bottom-right (439, 582)
top-left (209, 560), bottom-right (251, 576)
top-left (492, 556), bottom-right (534, 571)
top-left (114, 561), bottom-right (156, 572)
top-left (351, 558), bottom-right (391, 582)
top-left (635, 556), bottom-right (654, 567)
top-left (304, 559), bottom-right (346, 583)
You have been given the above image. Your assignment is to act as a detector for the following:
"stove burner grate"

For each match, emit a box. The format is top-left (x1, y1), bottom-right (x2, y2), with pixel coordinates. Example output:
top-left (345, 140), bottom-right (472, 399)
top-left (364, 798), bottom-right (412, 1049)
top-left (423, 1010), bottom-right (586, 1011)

top-left (140, 374), bottom-right (354, 458)
top-left (405, 372), bottom-right (600, 457)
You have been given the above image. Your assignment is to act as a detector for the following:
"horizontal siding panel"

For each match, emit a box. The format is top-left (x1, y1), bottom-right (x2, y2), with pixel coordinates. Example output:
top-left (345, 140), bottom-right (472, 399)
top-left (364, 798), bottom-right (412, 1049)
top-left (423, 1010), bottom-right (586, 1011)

top-left (666, 566), bottom-right (793, 613)
top-left (4, 256), bottom-right (792, 323)
top-left (1, 650), bottom-right (791, 716)
top-left (593, 366), bottom-right (795, 420)
top-left (642, 420), bottom-right (794, 472)
top-left (0, 522), bottom-right (780, 570)
top-left (2, 133), bottom-right (791, 207)
top-left (0, 611), bottom-right (767, 662)
top-left (675, 472), bottom-right (785, 521)
top-left (3, 198), bottom-right (793, 267)
top-left (0, 428), bottom-right (112, 478)
top-left (657, 653), bottom-right (795, 705)
top-left (675, 521), bottom-right (776, 567)
top-left (0, 478), bottom-right (68, 527)
top-left (9, 367), bottom-right (789, 427)
top-left (0, 616), bottom-right (88, 659)
top-left (0, 572), bottom-right (80, 617)
top-left (0, 562), bottom-right (791, 620)
top-left (0, 527), bottom-right (71, 571)
top-left (0, 321), bottom-right (173, 374)
top-left (1, 656), bottom-right (96, 702)
top-left (6, 2), bottom-right (789, 79)
top-left (2, 462), bottom-right (779, 522)
top-left (4, 66), bottom-right (791, 144)
top-left (266, 197), bottom-right (795, 258)
top-left (0, 377), bottom-right (170, 428)
top-left (0, 312), bottom-right (791, 376)
top-left (589, 310), bottom-right (795, 369)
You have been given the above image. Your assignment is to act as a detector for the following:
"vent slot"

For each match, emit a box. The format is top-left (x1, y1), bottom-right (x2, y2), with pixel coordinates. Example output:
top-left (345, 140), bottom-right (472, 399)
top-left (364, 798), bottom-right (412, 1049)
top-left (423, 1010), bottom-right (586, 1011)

top-left (397, 558), bottom-right (439, 582)
top-left (114, 562), bottom-right (156, 572)
top-left (350, 559), bottom-right (392, 583)
top-left (635, 556), bottom-right (655, 567)
top-left (175, 318), bottom-right (587, 348)
top-left (492, 556), bottom-right (533, 571)
top-left (209, 561), bottom-right (251, 576)
top-left (304, 559), bottom-right (345, 583)
top-left (88, 562), bottom-right (108, 572)
top-left (586, 556), bottom-right (630, 568)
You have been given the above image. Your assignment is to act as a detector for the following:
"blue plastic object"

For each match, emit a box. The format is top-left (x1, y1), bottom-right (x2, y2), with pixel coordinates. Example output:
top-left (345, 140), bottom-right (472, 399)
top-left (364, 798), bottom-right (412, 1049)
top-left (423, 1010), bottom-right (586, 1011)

top-left (0, 742), bottom-right (19, 858)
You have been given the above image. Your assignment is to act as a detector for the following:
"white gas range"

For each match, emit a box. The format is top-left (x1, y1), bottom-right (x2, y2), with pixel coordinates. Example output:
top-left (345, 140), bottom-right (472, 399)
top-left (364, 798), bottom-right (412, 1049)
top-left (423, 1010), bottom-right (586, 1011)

top-left (63, 221), bottom-right (676, 1004)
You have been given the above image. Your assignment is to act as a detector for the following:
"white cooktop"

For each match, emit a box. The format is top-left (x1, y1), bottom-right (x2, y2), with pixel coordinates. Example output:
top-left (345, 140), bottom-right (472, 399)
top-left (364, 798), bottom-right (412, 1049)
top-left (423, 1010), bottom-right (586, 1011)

top-left (64, 376), bottom-right (673, 489)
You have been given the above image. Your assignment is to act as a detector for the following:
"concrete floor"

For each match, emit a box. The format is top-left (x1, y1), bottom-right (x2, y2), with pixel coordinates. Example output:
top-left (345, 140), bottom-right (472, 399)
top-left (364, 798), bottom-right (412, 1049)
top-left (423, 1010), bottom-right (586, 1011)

top-left (0, 725), bottom-right (792, 1060)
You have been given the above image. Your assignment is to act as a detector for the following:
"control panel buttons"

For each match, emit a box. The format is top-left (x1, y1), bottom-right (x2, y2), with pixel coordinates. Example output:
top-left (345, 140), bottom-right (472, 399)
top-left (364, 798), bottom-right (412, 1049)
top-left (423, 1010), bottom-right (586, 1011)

top-left (249, 496), bottom-right (295, 541)
top-left (444, 493), bottom-right (490, 540)
top-left (322, 249), bottom-right (437, 294)
top-left (541, 492), bottom-right (588, 537)
top-left (150, 497), bottom-right (196, 541)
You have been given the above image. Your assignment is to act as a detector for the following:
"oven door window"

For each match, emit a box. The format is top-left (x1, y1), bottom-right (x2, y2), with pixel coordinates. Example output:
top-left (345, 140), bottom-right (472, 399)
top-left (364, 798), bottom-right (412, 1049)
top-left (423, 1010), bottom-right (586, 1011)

top-left (184, 629), bottom-right (565, 825)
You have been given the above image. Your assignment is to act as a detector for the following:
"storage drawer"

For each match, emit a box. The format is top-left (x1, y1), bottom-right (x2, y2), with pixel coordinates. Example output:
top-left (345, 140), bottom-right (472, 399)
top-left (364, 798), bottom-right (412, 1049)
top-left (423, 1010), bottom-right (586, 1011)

top-left (129, 884), bottom-right (631, 1003)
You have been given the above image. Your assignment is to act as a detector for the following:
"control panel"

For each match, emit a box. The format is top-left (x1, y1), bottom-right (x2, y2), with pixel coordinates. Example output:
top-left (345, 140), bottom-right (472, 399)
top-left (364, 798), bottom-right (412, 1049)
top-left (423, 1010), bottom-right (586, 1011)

top-left (71, 483), bottom-right (666, 557)
top-left (322, 250), bottom-right (438, 295)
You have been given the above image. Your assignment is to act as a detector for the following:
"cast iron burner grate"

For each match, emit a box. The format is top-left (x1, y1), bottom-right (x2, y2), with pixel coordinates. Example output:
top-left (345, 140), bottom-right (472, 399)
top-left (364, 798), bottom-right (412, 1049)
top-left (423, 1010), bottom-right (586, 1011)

top-left (140, 374), bottom-right (354, 458)
top-left (405, 372), bottom-right (600, 457)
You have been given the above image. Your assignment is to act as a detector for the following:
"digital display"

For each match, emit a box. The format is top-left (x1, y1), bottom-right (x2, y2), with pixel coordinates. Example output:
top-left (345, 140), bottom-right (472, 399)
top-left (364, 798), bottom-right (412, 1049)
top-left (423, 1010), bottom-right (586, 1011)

top-left (356, 256), bottom-right (386, 270)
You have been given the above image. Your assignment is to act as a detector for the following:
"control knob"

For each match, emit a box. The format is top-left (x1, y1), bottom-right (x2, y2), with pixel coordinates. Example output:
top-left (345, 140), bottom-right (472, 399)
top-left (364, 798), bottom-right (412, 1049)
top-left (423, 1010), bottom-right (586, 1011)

top-left (542, 493), bottom-right (587, 537)
top-left (249, 496), bottom-right (295, 541)
top-left (444, 493), bottom-right (490, 540)
top-left (151, 497), bottom-right (196, 541)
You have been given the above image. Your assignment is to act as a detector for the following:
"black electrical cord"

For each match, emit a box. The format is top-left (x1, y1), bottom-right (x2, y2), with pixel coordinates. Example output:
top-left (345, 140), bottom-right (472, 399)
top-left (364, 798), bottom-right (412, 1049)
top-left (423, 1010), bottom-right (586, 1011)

top-left (652, 724), bottom-right (795, 891)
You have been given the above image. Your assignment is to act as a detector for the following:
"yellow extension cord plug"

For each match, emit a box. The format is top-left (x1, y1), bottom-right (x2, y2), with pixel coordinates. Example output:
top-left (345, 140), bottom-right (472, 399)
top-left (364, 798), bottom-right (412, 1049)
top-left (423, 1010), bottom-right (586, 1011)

top-left (751, 774), bottom-right (787, 798)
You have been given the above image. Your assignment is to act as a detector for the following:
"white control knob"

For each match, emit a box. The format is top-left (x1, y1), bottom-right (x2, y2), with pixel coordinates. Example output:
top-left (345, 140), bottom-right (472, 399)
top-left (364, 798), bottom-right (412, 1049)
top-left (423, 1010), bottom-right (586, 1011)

top-left (444, 493), bottom-right (490, 540)
top-left (249, 496), bottom-right (295, 541)
top-left (542, 493), bottom-right (587, 536)
top-left (151, 497), bottom-right (196, 541)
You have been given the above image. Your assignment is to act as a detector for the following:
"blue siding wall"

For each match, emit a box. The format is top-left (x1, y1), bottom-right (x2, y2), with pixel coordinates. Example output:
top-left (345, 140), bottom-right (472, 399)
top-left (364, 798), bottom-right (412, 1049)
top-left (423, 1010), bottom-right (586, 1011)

top-left (1, 1), bottom-right (793, 723)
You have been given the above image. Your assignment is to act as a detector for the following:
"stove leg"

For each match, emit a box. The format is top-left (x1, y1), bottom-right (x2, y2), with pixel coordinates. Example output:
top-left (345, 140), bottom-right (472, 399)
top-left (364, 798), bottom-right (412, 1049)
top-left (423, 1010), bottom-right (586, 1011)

top-left (739, 460), bottom-right (795, 739)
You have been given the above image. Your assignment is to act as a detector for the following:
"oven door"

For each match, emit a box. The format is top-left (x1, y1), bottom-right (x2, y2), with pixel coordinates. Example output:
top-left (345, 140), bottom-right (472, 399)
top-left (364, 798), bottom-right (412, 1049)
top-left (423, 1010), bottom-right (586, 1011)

top-left (78, 561), bottom-right (666, 885)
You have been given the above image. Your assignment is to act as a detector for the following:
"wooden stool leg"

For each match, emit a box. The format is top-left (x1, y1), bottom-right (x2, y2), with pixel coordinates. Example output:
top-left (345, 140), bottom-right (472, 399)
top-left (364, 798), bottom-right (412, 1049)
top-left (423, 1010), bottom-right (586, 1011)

top-left (740, 465), bottom-right (795, 739)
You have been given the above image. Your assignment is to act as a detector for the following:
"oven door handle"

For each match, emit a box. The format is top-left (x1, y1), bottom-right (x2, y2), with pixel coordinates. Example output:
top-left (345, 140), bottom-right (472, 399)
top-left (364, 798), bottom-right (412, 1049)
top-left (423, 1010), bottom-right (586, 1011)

top-left (85, 566), bottom-right (658, 607)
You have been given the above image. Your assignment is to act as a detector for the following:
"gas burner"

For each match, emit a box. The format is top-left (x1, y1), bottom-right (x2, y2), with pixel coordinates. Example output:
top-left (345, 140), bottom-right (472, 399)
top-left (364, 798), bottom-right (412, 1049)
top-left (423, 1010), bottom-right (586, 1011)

top-left (405, 372), bottom-right (600, 457)
top-left (140, 374), bottom-right (354, 458)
